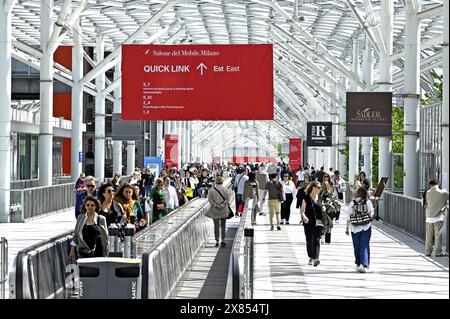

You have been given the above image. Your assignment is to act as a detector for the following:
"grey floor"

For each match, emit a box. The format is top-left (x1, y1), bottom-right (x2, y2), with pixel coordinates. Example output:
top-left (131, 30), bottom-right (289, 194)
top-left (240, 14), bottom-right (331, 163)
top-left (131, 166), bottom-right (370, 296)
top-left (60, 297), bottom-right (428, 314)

top-left (0, 208), bottom-right (76, 298)
top-left (252, 205), bottom-right (449, 299)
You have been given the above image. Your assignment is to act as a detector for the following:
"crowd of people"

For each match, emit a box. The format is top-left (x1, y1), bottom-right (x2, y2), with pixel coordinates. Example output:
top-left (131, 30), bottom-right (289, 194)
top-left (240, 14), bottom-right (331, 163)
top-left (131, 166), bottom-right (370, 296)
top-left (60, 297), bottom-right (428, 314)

top-left (230, 163), bottom-right (379, 272)
top-left (69, 163), bottom-right (228, 261)
top-left (69, 161), bottom-right (448, 274)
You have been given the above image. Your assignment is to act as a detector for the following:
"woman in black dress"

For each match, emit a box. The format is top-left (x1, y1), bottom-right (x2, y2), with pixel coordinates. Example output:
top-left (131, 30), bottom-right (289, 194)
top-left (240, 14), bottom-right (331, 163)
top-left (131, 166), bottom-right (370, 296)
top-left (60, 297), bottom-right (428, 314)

top-left (300, 181), bottom-right (324, 267)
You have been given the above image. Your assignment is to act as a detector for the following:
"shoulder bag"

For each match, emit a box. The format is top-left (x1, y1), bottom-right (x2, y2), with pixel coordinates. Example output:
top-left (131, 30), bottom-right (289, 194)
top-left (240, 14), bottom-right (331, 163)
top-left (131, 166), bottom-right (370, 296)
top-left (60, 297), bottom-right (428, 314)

top-left (214, 186), bottom-right (234, 219)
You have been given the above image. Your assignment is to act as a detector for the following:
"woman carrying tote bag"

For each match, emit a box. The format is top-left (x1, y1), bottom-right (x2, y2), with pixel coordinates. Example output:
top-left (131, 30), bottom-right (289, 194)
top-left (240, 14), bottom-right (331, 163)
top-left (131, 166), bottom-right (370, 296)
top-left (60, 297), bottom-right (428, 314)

top-left (206, 176), bottom-right (232, 248)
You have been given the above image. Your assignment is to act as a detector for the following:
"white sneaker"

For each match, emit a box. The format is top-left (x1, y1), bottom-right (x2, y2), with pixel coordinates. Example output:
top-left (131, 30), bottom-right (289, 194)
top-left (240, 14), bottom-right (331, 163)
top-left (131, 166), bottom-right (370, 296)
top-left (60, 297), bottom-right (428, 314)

top-left (355, 265), bottom-right (360, 272)
top-left (308, 258), bottom-right (313, 265)
top-left (359, 265), bottom-right (366, 273)
top-left (320, 238), bottom-right (325, 244)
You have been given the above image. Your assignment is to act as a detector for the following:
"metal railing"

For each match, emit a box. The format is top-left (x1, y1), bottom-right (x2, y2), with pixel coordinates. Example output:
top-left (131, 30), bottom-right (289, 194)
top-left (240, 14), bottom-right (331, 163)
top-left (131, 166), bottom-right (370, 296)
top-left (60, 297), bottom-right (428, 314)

top-left (9, 232), bottom-right (73, 299)
top-left (380, 191), bottom-right (426, 241)
top-left (1, 237), bottom-right (7, 299)
top-left (227, 198), bottom-right (254, 299)
top-left (9, 183), bottom-right (75, 222)
top-left (139, 180), bottom-right (232, 299)
top-left (379, 191), bottom-right (449, 247)
top-left (11, 176), bottom-right (74, 190)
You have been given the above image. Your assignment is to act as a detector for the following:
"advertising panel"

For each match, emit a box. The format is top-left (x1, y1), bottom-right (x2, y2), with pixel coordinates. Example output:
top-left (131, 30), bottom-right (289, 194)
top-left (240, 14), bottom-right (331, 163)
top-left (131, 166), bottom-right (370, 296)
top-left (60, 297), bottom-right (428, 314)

top-left (289, 138), bottom-right (302, 170)
top-left (122, 44), bottom-right (273, 120)
top-left (346, 92), bottom-right (392, 137)
top-left (307, 122), bottom-right (332, 147)
top-left (164, 134), bottom-right (180, 170)
top-left (144, 156), bottom-right (163, 177)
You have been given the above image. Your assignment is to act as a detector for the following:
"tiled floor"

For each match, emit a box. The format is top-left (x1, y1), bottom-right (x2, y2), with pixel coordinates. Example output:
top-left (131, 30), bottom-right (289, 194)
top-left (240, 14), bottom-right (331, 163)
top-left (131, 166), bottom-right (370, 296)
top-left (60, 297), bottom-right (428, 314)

top-left (252, 204), bottom-right (449, 299)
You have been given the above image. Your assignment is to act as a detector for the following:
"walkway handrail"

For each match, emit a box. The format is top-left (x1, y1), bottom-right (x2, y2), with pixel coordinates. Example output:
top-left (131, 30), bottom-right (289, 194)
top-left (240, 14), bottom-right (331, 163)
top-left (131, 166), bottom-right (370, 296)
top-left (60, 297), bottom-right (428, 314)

top-left (380, 191), bottom-right (426, 241)
top-left (10, 183), bottom-right (75, 222)
top-left (226, 198), bottom-right (253, 299)
top-left (380, 190), bottom-right (449, 247)
top-left (139, 179), bottom-right (232, 299)
top-left (1, 237), bottom-right (7, 299)
top-left (9, 231), bottom-right (73, 299)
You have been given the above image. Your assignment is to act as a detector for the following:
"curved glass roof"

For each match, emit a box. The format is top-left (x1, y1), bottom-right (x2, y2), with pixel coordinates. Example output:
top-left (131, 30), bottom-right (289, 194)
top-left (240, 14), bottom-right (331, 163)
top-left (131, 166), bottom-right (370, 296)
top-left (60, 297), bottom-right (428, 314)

top-left (10, 0), bottom-right (445, 154)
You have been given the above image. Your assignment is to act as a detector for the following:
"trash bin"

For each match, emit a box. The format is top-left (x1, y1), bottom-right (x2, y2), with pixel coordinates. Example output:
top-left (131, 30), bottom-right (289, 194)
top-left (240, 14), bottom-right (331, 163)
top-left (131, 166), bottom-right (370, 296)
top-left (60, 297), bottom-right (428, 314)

top-left (77, 257), bottom-right (141, 299)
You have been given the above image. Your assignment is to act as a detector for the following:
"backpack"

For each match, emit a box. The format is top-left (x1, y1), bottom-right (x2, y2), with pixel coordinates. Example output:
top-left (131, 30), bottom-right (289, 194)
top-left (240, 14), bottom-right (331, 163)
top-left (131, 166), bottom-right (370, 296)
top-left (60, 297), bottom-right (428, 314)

top-left (350, 199), bottom-right (371, 226)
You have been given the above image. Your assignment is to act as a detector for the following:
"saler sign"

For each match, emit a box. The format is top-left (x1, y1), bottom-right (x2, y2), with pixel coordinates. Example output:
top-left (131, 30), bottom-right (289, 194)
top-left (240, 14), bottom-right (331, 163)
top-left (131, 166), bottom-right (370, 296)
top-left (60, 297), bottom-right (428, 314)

top-left (346, 92), bottom-right (392, 137)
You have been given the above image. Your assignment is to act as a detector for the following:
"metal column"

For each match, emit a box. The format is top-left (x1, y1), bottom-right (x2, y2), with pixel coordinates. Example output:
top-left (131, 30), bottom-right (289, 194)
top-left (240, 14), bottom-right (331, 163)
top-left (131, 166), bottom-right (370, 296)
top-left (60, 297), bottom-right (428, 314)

top-left (127, 141), bottom-right (136, 175)
top-left (442, 0), bottom-right (449, 191)
top-left (403, 5), bottom-right (421, 197)
top-left (95, 36), bottom-right (106, 180)
top-left (379, 0), bottom-right (393, 189)
top-left (0, 5), bottom-right (13, 222)
top-left (71, 19), bottom-right (83, 181)
top-left (361, 38), bottom-right (373, 182)
top-left (39, 0), bottom-right (54, 186)
top-left (349, 38), bottom-right (360, 180)
top-left (338, 77), bottom-right (348, 178)
top-left (113, 64), bottom-right (123, 175)
top-left (330, 78), bottom-right (338, 172)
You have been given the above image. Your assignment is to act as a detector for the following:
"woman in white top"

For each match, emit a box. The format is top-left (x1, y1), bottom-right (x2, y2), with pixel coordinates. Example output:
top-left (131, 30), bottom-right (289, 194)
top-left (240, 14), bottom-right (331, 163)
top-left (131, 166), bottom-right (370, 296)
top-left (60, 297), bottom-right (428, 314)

top-left (280, 174), bottom-right (297, 224)
top-left (345, 186), bottom-right (375, 273)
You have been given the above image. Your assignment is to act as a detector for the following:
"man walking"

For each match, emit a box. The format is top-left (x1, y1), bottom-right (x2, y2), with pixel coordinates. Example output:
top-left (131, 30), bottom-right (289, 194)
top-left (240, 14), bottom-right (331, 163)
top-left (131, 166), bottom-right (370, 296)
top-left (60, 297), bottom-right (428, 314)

top-left (424, 179), bottom-right (449, 257)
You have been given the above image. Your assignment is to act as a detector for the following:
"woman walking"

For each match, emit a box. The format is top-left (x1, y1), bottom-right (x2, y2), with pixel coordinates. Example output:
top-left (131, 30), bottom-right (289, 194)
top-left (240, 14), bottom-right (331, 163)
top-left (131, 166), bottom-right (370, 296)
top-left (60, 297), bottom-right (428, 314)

top-left (243, 172), bottom-right (260, 217)
top-left (68, 196), bottom-right (108, 262)
top-left (148, 178), bottom-right (167, 222)
top-left (300, 181), bottom-right (324, 267)
top-left (206, 176), bottom-right (232, 248)
top-left (345, 186), bottom-right (375, 273)
top-left (280, 174), bottom-right (296, 224)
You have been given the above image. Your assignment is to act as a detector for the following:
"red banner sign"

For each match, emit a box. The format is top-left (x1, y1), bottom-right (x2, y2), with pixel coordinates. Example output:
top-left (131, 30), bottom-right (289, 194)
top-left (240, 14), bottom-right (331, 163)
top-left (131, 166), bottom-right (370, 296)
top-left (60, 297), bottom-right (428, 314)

top-left (289, 138), bottom-right (302, 170)
top-left (121, 44), bottom-right (273, 120)
top-left (164, 134), bottom-right (179, 170)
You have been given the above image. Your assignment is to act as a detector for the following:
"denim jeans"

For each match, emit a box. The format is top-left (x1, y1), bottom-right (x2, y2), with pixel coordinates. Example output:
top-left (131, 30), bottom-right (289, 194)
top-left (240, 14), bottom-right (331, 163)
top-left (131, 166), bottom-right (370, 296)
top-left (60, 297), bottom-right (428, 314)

top-left (351, 226), bottom-right (372, 267)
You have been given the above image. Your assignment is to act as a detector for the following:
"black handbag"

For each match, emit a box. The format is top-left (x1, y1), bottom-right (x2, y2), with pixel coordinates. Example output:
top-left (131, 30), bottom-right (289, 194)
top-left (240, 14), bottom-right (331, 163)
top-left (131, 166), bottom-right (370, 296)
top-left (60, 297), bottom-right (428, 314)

top-left (78, 246), bottom-right (96, 258)
top-left (213, 186), bottom-right (234, 219)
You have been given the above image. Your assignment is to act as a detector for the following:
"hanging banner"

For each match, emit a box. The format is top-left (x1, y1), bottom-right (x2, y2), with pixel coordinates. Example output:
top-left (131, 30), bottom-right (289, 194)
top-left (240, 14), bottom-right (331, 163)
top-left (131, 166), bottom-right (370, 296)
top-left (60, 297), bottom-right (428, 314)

top-left (289, 138), bottom-right (302, 170)
top-left (307, 122), bottom-right (332, 147)
top-left (121, 44), bottom-right (273, 120)
top-left (346, 92), bottom-right (392, 137)
top-left (164, 134), bottom-right (180, 170)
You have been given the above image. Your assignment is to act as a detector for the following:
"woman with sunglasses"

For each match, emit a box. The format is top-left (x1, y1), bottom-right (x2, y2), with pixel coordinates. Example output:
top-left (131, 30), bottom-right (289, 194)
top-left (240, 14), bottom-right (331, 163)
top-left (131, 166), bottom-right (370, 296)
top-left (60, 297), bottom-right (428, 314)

top-left (300, 181), bottom-right (324, 267)
top-left (68, 196), bottom-right (108, 262)
top-left (98, 182), bottom-right (127, 232)
top-left (74, 176), bottom-right (97, 219)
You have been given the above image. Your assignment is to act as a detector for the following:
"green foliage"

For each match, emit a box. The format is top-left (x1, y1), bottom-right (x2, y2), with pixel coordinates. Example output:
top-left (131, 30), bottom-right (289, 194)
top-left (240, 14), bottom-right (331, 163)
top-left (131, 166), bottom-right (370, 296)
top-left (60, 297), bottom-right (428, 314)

top-left (371, 107), bottom-right (404, 188)
top-left (275, 143), bottom-right (288, 161)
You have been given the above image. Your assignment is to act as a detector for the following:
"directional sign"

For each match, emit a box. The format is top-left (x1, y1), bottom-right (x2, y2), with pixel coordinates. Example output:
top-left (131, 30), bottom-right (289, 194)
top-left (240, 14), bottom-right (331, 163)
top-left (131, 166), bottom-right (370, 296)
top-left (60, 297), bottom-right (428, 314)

top-left (121, 44), bottom-right (273, 120)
